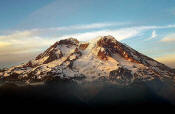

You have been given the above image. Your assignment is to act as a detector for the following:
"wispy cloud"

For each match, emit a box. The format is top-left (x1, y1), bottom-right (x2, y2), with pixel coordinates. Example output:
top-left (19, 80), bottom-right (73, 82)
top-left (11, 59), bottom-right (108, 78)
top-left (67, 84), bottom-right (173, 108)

top-left (58, 24), bottom-right (175, 41)
top-left (136, 24), bottom-right (175, 30)
top-left (161, 33), bottom-right (175, 42)
top-left (0, 31), bottom-right (55, 55)
top-left (22, 22), bottom-right (130, 35)
top-left (146, 30), bottom-right (158, 41)
top-left (0, 41), bottom-right (11, 48)
top-left (155, 53), bottom-right (175, 68)
top-left (0, 31), bottom-right (34, 40)
top-left (30, 24), bottom-right (175, 35)
top-left (59, 28), bottom-right (141, 41)
top-left (151, 30), bottom-right (157, 38)
top-left (45, 22), bottom-right (127, 31)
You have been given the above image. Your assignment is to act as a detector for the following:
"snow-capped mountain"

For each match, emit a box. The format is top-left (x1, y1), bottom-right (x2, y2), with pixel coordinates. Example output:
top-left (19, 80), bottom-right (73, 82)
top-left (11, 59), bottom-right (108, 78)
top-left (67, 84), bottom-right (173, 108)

top-left (0, 35), bottom-right (175, 85)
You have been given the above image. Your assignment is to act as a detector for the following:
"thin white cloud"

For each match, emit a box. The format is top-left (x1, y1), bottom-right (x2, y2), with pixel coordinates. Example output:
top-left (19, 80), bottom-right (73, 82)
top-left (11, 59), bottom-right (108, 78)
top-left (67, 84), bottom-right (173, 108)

top-left (151, 30), bottom-right (157, 38)
top-left (47, 22), bottom-right (127, 31)
top-left (59, 28), bottom-right (141, 41)
top-left (26, 22), bottom-right (130, 34)
top-left (0, 38), bottom-right (55, 55)
top-left (31, 24), bottom-right (175, 34)
top-left (161, 33), bottom-right (175, 42)
top-left (0, 31), bottom-right (34, 40)
top-left (135, 24), bottom-right (175, 30)
top-left (58, 24), bottom-right (175, 41)
top-left (146, 30), bottom-right (158, 41)
top-left (0, 30), bottom-right (56, 56)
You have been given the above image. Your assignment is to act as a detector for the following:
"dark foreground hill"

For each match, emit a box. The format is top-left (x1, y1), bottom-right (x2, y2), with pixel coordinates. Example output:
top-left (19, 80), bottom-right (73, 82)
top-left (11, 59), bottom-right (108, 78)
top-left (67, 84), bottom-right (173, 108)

top-left (0, 79), bottom-right (175, 113)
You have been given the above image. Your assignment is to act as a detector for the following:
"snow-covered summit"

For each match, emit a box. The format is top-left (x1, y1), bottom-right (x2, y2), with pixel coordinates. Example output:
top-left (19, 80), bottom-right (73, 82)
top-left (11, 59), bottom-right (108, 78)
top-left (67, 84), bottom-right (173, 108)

top-left (0, 35), bottom-right (175, 85)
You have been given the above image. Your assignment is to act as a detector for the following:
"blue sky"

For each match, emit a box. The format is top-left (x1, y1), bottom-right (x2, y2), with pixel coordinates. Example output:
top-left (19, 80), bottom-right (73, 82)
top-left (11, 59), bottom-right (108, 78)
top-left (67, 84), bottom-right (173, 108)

top-left (0, 0), bottom-right (175, 68)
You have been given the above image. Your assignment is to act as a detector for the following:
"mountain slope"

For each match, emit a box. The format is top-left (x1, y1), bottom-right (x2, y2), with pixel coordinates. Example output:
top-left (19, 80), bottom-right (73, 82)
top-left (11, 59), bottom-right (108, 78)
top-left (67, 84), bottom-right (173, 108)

top-left (0, 35), bottom-right (175, 85)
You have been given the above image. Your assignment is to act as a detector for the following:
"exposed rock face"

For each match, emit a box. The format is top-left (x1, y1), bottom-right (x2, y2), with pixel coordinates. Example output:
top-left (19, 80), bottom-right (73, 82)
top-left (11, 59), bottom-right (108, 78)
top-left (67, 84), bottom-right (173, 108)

top-left (0, 36), bottom-right (174, 85)
top-left (109, 67), bottom-right (133, 81)
top-left (97, 48), bottom-right (109, 60)
top-left (35, 38), bottom-right (79, 61)
top-left (79, 43), bottom-right (89, 50)
top-left (97, 36), bottom-right (137, 62)
top-left (43, 49), bottom-right (63, 64)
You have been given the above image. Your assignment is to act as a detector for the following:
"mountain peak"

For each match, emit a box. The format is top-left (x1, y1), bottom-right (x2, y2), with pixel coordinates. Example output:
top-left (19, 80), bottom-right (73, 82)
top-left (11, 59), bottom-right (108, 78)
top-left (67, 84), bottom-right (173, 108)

top-left (0, 35), bottom-right (174, 85)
